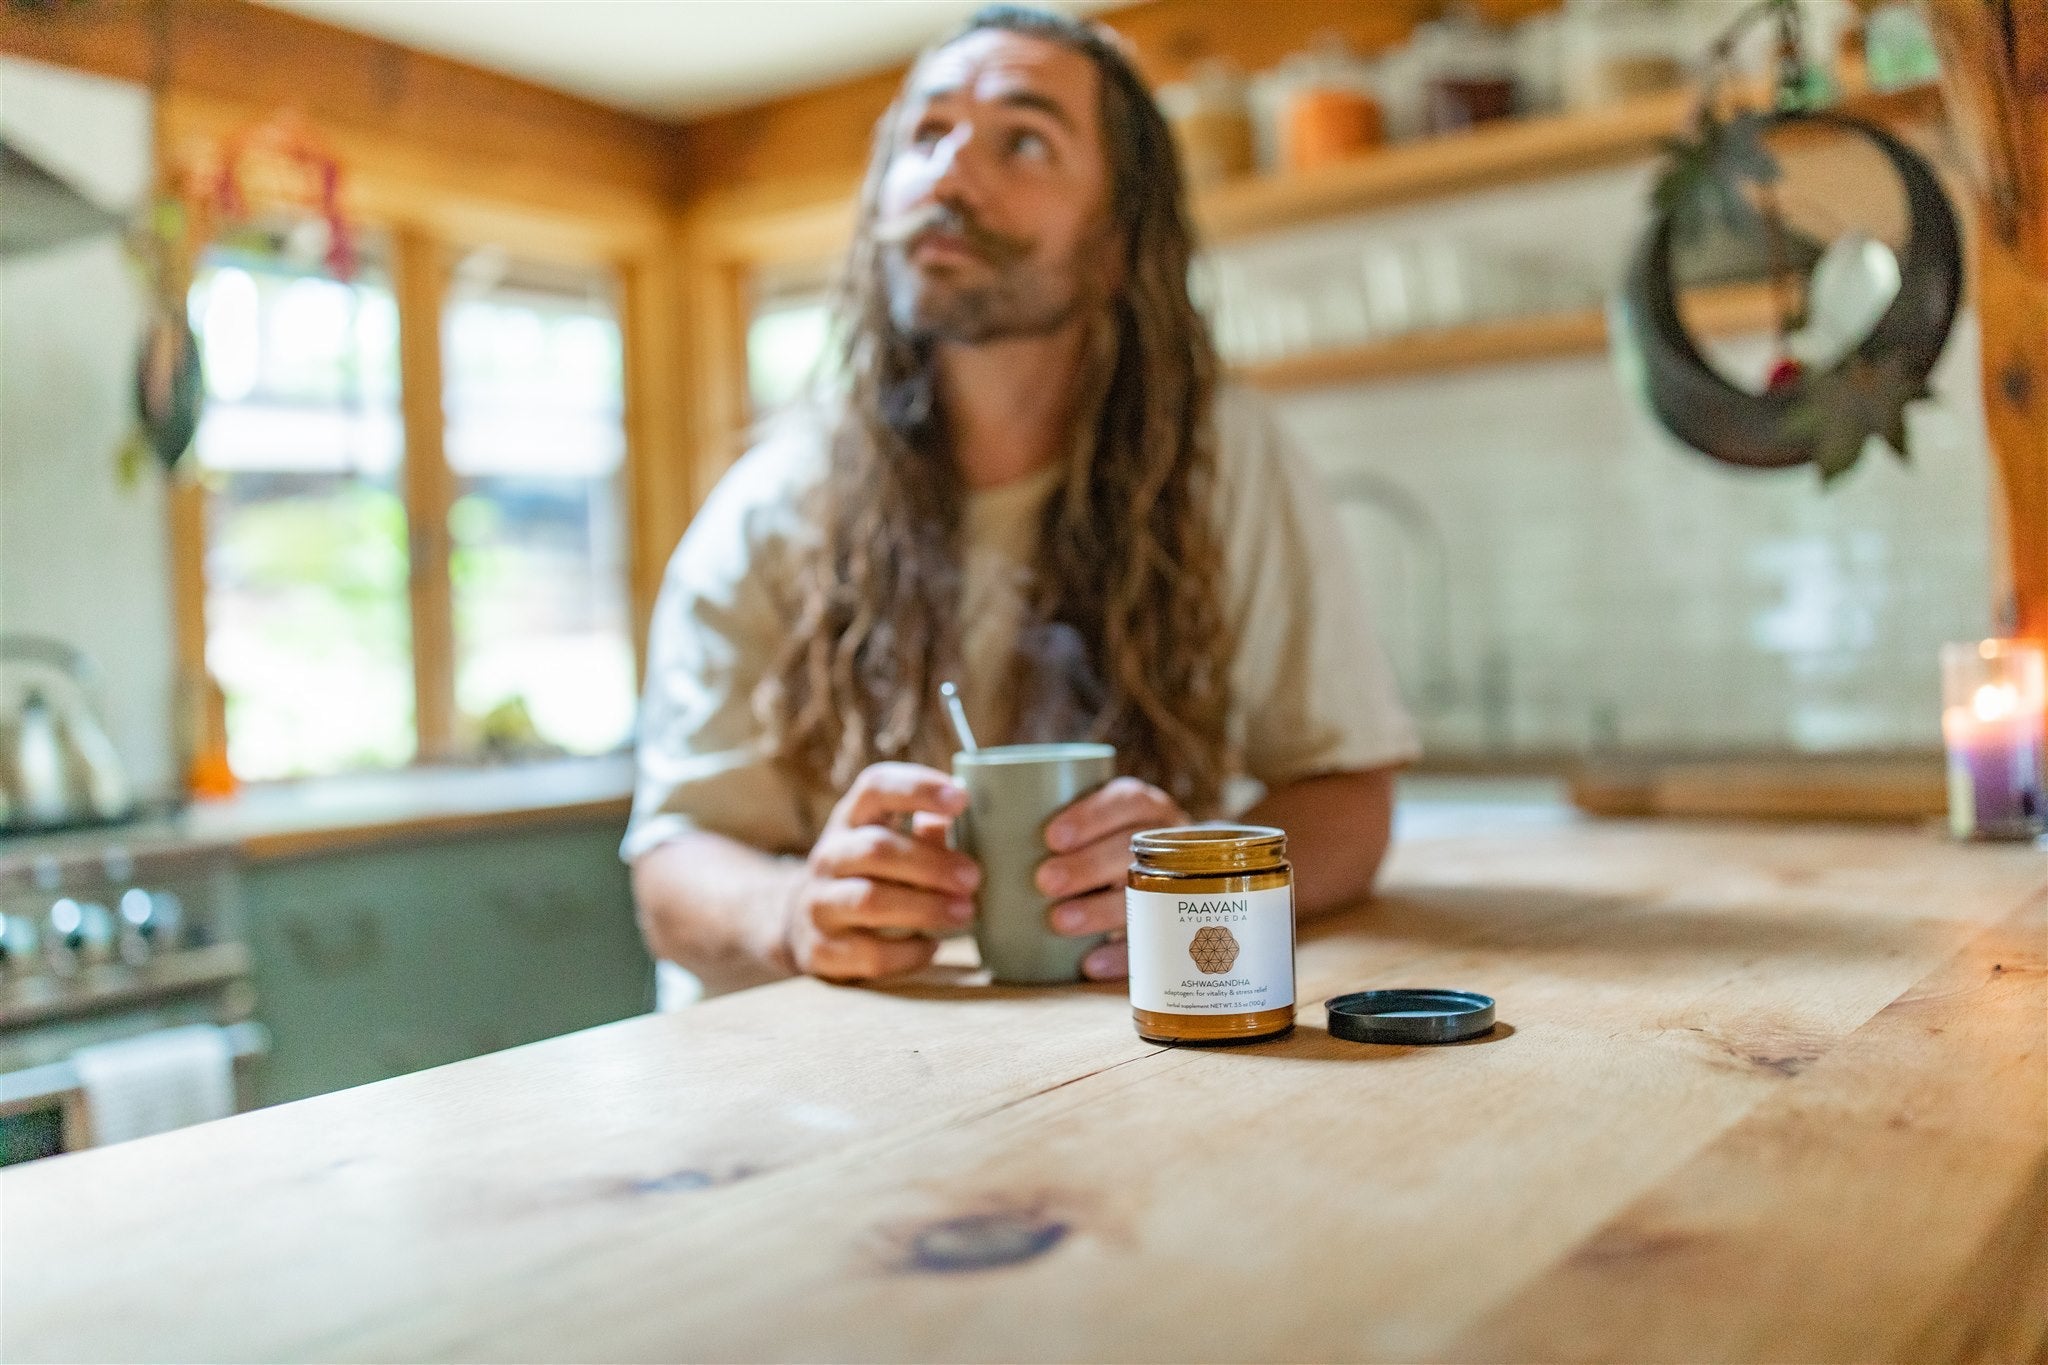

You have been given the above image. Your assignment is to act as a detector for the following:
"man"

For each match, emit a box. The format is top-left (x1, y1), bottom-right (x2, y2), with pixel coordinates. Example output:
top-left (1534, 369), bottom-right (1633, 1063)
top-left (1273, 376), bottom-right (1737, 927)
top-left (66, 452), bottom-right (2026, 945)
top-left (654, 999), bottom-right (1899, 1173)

top-left (625, 5), bottom-right (1417, 998)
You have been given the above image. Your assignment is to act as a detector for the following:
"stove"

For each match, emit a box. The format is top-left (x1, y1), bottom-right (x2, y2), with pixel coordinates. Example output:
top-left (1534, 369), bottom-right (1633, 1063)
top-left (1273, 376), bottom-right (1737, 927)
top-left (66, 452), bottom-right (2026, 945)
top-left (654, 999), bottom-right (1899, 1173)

top-left (0, 832), bottom-right (261, 1162)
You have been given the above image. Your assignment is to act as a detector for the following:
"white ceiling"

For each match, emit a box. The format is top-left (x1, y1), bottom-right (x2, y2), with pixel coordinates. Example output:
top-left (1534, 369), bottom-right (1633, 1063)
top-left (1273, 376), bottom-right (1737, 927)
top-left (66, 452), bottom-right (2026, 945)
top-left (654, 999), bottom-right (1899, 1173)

top-left (259, 1), bottom-right (1122, 120)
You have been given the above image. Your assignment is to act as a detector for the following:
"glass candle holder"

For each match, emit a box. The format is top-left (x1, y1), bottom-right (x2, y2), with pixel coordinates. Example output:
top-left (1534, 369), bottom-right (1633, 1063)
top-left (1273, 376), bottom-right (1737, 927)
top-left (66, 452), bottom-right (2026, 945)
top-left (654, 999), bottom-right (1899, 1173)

top-left (1941, 639), bottom-right (2047, 841)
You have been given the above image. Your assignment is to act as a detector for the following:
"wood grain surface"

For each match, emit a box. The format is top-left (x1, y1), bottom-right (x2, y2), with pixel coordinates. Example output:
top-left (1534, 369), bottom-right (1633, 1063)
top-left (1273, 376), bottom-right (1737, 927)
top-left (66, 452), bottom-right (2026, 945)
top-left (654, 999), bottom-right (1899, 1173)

top-left (1928, 0), bottom-right (2048, 637)
top-left (1, 820), bottom-right (2042, 1363)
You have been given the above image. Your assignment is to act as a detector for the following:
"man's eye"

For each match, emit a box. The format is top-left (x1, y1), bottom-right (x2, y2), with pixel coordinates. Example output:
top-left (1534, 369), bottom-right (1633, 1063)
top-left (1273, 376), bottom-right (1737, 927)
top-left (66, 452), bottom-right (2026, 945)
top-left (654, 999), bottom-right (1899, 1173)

top-left (911, 120), bottom-right (948, 149)
top-left (1008, 129), bottom-right (1051, 162)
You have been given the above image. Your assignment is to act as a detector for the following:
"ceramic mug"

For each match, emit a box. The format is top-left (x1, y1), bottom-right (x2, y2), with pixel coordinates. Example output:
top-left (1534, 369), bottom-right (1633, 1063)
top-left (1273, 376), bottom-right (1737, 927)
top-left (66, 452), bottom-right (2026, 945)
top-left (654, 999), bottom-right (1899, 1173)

top-left (950, 743), bottom-right (1116, 984)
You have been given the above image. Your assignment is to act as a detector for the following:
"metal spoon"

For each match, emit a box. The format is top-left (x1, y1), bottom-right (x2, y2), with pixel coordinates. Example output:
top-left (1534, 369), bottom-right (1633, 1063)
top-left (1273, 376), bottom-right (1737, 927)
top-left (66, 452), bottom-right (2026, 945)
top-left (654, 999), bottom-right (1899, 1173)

top-left (939, 681), bottom-right (978, 753)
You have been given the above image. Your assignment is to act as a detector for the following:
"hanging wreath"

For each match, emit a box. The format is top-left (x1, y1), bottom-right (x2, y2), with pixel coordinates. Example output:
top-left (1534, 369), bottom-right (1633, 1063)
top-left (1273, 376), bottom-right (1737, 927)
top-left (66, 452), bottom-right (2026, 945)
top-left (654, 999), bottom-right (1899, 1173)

top-left (1611, 0), bottom-right (1963, 483)
top-left (122, 109), bottom-right (356, 482)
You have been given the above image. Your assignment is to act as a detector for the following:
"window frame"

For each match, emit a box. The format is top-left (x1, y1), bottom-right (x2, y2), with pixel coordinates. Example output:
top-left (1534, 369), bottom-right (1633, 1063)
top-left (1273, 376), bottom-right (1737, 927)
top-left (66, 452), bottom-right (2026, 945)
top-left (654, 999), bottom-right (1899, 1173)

top-left (162, 90), bottom-right (687, 784)
top-left (675, 182), bottom-right (856, 495)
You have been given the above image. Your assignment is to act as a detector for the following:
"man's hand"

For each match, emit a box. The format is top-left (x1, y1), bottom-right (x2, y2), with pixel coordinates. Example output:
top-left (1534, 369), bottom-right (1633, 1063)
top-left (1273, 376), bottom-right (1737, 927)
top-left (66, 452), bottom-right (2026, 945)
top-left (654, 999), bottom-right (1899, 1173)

top-left (784, 763), bottom-right (981, 983)
top-left (1036, 776), bottom-right (1188, 981)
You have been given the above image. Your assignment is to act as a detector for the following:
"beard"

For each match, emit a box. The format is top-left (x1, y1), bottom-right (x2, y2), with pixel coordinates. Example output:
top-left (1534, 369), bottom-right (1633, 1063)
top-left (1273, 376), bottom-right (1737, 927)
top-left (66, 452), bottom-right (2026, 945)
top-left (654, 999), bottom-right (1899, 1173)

top-left (883, 248), bottom-right (1087, 344)
top-left (876, 200), bottom-right (1100, 344)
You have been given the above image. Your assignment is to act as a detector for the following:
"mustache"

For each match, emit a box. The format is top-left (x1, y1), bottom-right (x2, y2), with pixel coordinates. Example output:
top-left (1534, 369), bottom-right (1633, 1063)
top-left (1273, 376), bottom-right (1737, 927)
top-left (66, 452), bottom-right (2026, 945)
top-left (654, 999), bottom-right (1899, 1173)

top-left (874, 202), bottom-right (1033, 266)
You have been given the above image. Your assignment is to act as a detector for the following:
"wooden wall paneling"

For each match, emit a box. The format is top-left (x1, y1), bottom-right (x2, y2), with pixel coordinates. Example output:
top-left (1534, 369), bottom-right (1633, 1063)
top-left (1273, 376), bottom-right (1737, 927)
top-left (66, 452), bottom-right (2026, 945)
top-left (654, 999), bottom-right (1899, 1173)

top-left (392, 226), bottom-right (458, 762)
top-left (0, 0), bottom-right (679, 204)
top-left (690, 179), bottom-right (859, 267)
top-left (674, 69), bottom-right (899, 204)
top-left (157, 89), bottom-right (672, 263)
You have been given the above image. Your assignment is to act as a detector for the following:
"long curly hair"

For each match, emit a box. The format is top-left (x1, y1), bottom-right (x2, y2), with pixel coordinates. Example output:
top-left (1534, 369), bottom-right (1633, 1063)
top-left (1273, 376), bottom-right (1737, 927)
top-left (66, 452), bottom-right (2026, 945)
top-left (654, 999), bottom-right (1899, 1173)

top-left (756, 5), bottom-right (1234, 816)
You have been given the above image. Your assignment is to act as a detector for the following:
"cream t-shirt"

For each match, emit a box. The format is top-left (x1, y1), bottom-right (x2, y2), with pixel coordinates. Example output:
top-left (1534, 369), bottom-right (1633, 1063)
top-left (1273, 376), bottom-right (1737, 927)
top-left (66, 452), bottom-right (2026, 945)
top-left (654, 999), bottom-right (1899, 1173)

top-left (622, 386), bottom-right (1419, 863)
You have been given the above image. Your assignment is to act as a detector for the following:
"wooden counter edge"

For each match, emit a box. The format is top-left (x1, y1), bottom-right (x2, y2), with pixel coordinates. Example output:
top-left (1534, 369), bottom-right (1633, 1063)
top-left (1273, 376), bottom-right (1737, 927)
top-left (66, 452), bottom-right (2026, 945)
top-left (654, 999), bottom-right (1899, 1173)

top-left (235, 795), bottom-right (633, 863)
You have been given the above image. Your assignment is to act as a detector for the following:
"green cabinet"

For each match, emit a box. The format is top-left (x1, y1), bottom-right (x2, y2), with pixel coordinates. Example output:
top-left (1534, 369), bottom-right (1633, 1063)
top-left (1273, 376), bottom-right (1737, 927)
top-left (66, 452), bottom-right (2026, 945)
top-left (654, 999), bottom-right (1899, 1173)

top-left (240, 821), bottom-right (651, 1106)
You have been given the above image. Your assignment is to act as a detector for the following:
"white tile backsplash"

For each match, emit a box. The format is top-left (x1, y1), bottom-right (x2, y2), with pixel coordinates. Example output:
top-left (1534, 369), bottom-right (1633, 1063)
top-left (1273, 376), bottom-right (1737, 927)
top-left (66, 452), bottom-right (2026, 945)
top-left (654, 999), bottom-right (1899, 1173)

top-left (1233, 166), bottom-right (1994, 759)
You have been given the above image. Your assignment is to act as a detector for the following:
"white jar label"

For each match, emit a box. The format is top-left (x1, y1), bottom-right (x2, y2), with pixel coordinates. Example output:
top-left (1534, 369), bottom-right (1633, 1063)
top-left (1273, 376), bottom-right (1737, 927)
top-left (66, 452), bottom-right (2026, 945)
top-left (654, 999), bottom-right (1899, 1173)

top-left (1125, 885), bottom-right (1295, 1015)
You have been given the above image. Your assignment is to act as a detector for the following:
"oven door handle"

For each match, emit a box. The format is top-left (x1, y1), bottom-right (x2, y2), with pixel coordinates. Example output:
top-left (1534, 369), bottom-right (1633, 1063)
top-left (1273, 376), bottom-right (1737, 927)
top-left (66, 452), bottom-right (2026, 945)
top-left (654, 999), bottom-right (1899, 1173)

top-left (0, 1020), bottom-right (270, 1119)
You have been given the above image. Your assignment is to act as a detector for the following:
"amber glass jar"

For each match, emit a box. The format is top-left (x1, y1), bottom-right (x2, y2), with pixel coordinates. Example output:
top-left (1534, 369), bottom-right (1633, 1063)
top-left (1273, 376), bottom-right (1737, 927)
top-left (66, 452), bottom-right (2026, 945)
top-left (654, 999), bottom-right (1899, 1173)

top-left (1125, 825), bottom-right (1295, 1046)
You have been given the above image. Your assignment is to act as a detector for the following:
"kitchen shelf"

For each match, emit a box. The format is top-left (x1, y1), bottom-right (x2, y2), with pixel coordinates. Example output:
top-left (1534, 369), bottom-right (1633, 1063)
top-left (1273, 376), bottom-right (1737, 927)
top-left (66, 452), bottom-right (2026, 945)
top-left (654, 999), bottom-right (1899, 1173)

top-left (1193, 77), bottom-right (1943, 246)
top-left (1236, 282), bottom-right (1779, 392)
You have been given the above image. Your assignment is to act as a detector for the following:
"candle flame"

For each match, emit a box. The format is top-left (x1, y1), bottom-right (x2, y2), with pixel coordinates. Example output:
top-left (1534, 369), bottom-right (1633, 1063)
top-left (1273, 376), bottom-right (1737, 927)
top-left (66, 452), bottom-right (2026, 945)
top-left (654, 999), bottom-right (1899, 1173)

top-left (1972, 682), bottom-right (2019, 723)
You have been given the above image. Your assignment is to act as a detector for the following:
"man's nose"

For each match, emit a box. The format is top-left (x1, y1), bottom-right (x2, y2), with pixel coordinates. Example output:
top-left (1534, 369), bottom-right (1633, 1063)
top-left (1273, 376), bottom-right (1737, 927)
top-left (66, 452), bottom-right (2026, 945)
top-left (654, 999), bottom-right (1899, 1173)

top-left (925, 123), bottom-right (989, 209)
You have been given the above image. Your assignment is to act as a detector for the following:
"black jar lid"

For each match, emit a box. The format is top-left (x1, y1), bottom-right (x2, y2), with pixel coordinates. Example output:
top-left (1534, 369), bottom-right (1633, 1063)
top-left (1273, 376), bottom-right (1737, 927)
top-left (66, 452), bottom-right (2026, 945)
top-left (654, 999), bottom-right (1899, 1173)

top-left (1324, 989), bottom-right (1496, 1045)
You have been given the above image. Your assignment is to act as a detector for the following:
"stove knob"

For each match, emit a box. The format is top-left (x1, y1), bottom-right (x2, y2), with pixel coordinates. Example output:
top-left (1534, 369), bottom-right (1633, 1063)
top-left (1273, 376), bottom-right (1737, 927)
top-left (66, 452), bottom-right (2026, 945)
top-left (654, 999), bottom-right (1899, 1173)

top-left (117, 888), bottom-right (183, 964)
top-left (44, 898), bottom-right (114, 975)
top-left (0, 914), bottom-right (40, 977)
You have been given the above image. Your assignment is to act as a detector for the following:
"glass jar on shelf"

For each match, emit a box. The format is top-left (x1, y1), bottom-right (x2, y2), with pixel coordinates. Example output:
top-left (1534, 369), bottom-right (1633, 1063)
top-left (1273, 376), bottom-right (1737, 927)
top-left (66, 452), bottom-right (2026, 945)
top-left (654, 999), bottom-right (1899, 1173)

top-left (1157, 61), bottom-right (1257, 189)
top-left (1726, 0), bottom-right (1856, 104)
top-left (1561, 0), bottom-right (1702, 111)
top-left (1416, 7), bottom-right (1521, 134)
top-left (1510, 11), bottom-right (1568, 119)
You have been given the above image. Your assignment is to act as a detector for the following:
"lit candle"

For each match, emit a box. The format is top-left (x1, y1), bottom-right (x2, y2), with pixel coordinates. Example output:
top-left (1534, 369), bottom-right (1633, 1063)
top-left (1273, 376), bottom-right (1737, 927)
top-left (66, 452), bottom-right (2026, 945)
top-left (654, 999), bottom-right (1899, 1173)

top-left (1941, 640), bottom-right (2047, 841)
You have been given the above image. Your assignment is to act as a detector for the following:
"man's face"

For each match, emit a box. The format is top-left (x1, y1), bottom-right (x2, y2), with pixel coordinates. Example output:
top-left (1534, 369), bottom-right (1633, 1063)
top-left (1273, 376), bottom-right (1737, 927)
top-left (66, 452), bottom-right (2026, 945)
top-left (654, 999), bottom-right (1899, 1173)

top-left (877, 29), bottom-right (1114, 345)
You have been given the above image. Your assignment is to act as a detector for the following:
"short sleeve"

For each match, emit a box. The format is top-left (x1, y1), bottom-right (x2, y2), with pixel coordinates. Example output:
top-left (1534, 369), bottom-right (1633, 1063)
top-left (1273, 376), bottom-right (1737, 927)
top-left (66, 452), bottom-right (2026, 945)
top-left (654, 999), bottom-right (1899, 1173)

top-left (620, 429), bottom-right (827, 863)
top-left (1215, 388), bottom-right (1422, 789)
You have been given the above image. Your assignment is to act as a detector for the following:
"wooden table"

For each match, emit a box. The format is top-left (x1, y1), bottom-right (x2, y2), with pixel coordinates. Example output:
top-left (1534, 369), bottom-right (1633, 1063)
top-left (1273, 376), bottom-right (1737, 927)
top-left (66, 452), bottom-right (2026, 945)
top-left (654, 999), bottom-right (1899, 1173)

top-left (3, 817), bottom-right (2044, 1363)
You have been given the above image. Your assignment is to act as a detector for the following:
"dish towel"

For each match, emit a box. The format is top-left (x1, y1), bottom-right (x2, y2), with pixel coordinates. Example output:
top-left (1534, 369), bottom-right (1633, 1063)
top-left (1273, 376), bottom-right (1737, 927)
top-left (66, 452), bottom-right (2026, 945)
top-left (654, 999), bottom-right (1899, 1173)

top-left (71, 1025), bottom-right (235, 1147)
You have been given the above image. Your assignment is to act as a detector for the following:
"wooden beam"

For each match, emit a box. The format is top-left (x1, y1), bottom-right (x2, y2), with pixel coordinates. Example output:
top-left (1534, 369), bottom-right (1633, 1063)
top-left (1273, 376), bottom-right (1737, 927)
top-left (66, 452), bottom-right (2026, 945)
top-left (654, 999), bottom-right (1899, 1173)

top-left (618, 226), bottom-right (694, 661)
top-left (392, 225), bottom-right (458, 762)
top-left (164, 475), bottom-right (222, 789)
top-left (1972, 219), bottom-right (2048, 640)
top-left (156, 88), bottom-right (673, 261)
top-left (1928, 0), bottom-right (2048, 638)
top-left (0, 0), bottom-right (680, 205)
top-left (675, 234), bottom-right (760, 502)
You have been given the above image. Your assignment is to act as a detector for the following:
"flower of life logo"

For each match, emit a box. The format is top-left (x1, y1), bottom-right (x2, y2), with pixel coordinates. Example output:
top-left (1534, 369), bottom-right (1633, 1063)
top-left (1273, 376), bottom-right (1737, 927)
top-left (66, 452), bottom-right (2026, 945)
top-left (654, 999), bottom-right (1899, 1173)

top-left (1188, 925), bottom-right (1240, 974)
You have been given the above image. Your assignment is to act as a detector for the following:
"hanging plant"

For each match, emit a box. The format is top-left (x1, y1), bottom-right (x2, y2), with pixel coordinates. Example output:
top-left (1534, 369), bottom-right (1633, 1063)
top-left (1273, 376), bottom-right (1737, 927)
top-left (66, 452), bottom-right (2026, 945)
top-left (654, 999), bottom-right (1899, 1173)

top-left (1612, 0), bottom-right (1963, 484)
top-left (120, 109), bottom-right (356, 483)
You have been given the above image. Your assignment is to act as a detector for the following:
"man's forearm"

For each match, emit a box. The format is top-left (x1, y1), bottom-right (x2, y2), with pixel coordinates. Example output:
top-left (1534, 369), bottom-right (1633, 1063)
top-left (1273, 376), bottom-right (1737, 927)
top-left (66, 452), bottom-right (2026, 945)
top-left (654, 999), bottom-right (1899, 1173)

top-left (1243, 767), bottom-right (1398, 917)
top-left (630, 831), bottom-right (805, 995)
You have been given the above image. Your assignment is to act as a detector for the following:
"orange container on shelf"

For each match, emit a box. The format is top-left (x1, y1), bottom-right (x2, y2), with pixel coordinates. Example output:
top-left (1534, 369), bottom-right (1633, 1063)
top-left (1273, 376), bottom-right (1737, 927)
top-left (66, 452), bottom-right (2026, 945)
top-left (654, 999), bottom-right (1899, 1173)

top-left (1283, 86), bottom-right (1386, 172)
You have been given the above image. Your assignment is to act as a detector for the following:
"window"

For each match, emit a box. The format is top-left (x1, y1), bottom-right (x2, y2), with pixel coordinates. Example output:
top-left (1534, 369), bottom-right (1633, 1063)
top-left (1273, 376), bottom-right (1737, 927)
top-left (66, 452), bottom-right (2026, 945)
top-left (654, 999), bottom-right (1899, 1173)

top-left (747, 294), bottom-right (833, 415)
top-left (442, 257), bottom-right (635, 758)
top-left (187, 240), bottom-right (636, 781)
top-left (745, 266), bottom-right (839, 417)
top-left (190, 247), bottom-right (414, 780)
